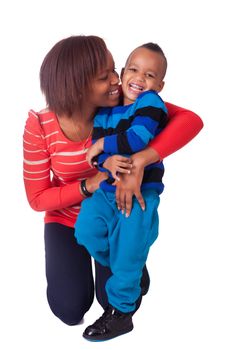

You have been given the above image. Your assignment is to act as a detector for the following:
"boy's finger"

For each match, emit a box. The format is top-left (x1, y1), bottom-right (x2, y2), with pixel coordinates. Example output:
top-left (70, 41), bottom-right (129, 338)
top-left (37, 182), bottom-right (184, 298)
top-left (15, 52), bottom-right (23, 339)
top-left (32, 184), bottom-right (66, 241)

top-left (117, 161), bottom-right (133, 169)
top-left (117, 167), bottom-right (131, 174)
top-left (116, 156), bottom-right (132, 163)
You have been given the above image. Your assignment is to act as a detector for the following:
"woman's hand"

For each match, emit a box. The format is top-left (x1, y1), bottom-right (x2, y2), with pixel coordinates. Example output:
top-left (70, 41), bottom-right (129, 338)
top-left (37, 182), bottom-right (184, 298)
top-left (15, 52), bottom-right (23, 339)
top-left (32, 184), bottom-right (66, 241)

top-left (115, 158), bottom-right (145, 217)
top-left (86, 138), bottom-right (104, 166)
top-left (103, 155), bottom-right (132, 181)
top-left (85, 171), bottom-right (108, 193)
top-left (115, 147), bottom-right (160, 217)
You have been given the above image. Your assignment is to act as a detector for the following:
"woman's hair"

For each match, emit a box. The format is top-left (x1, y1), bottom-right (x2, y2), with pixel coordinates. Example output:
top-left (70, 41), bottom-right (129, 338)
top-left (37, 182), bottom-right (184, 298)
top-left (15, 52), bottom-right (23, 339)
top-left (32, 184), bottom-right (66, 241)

top-left (40, 35), bottom-right (108, 116)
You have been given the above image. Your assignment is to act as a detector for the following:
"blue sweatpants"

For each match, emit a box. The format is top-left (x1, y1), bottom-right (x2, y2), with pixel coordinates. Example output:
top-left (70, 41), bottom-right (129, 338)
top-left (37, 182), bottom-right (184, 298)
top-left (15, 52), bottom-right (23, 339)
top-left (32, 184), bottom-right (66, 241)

top-left (75, 188), bottom-right (160, 313)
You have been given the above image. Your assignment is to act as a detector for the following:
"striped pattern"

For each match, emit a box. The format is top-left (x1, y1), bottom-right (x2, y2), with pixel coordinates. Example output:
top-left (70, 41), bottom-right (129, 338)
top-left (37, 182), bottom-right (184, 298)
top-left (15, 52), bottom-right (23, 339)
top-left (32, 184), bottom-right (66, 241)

top-left (93, 90), bottom-right (168, 194)
top-left (23, 109), bottom-right (97, 228)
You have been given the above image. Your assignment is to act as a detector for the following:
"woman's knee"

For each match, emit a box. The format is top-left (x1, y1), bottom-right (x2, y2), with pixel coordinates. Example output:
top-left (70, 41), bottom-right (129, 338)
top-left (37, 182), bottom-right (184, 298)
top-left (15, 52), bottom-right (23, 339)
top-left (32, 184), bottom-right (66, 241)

top-left (47, 291), bottom-right (93, 326)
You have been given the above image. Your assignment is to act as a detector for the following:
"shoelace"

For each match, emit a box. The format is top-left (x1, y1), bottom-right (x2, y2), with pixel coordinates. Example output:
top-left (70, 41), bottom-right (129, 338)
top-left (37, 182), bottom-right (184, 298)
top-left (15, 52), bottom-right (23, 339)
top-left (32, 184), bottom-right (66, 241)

top-left (92, 307), bottom-right (116, 328)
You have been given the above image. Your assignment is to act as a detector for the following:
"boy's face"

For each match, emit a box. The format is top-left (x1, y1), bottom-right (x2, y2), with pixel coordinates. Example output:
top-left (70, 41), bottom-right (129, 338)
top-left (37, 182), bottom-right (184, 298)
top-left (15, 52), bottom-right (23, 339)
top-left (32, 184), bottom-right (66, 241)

top-left (121, 47), bottom-right (165, 105)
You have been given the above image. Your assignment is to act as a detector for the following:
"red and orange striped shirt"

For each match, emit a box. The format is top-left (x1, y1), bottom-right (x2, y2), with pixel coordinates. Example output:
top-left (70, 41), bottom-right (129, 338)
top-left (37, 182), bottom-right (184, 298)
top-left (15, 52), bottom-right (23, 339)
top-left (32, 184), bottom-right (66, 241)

top-left (23, 109), bottom-right (97, 228)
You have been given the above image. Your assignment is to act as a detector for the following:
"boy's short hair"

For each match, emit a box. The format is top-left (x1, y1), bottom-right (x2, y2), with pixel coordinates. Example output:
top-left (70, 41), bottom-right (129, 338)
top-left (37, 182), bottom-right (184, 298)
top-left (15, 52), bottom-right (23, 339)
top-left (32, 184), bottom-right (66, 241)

top-left (139, 42), bottom-right (167, 79)
top-left (125, 42), bottom-right (167, 79)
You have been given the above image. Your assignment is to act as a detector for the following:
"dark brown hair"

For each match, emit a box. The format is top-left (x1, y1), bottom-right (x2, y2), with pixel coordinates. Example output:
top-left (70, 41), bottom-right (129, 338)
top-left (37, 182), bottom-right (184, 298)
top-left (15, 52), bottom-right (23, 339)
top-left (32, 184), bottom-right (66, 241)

top-left (40, 35), bottom-right (108, 116)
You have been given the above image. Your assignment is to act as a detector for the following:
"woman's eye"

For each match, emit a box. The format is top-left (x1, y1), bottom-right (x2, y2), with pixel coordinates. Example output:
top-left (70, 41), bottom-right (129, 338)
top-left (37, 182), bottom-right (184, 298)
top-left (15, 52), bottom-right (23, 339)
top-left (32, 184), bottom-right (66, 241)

top-left (99, 75), bottom-right (108, 81)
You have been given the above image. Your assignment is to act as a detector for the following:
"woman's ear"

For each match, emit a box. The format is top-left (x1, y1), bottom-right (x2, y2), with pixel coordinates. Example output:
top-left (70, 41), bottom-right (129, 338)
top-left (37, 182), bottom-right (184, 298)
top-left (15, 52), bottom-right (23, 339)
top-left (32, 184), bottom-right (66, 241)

top-left (120, 68), bottom-right (125, 80)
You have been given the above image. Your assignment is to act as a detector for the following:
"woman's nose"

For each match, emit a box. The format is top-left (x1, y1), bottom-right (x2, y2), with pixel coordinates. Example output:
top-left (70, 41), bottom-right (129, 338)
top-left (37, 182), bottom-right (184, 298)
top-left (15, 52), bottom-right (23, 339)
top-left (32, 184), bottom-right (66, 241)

top-left (111, 71), bottom-right (120, 85)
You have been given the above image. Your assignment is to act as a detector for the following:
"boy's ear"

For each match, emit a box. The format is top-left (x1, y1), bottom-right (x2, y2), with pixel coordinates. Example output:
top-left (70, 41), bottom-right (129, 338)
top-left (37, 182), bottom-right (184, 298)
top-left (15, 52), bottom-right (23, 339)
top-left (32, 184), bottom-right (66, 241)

top-left (120, 68), bottom-right (125, 80)
top-left (157, 80), bottom-right (165, 93)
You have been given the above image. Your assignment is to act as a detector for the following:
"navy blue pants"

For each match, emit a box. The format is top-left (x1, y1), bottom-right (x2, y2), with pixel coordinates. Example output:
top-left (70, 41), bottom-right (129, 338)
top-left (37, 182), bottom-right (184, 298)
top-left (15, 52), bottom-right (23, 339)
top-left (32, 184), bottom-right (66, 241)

top-left (44, 223), bottom-right (149, 325)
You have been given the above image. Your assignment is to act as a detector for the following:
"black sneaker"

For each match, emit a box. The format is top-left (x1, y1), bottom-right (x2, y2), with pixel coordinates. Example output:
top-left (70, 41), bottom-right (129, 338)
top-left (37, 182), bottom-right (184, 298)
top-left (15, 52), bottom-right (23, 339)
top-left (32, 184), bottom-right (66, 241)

top-left (83, 305), bottom-right (133, 341)
top-left (140, 265), bottom-right (150, 296)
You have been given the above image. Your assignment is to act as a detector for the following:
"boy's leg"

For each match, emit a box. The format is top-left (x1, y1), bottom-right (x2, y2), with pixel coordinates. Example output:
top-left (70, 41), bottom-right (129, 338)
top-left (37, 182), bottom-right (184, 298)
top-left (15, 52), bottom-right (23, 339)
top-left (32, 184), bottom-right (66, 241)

top-left (106, 191), bottom-right (160, 313)
top-left (95, 262), bottom-right (150, 310)
top-left (74, 189), bottom-right (117, 267)
top-left (94, 261), bottom-right (112, 309)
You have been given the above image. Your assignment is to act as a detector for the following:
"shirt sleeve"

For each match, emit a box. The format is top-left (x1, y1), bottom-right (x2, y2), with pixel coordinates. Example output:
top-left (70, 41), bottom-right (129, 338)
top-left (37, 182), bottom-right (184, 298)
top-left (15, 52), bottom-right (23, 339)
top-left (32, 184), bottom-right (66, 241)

top-left (94, 153), bottom-right (111, 175)
top-left (149, 102), bottom-right (204, 160)
top-left (23, 111), bottom-right (84, 212)
top-left (103, 91), bottom-right (167, 155)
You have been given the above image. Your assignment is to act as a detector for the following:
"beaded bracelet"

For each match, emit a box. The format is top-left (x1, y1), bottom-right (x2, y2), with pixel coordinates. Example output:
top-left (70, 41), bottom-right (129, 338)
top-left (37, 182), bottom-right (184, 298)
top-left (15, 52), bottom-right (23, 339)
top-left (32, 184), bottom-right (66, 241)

top-left (80, 179), bottom-right (92, 197)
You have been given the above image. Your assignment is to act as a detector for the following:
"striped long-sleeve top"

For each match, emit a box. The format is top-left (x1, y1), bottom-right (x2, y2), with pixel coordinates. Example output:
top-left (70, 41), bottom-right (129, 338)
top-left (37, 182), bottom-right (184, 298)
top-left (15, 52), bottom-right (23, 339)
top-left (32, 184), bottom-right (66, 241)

top-left (23, 101), bottom-right (203, 228)
top-left (92, 90), bottom-right (168, 194)
top-left (23, 109), bottom-right (97, 228)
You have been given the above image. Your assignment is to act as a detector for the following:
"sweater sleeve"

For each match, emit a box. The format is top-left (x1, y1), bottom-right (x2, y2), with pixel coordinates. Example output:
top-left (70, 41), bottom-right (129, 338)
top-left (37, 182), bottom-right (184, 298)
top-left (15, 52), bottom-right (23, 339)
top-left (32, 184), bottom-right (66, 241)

top-left (104, 91), bottom-right (167, 155)
top-left (149, 102), bottom-right (204, 159)
top-left (23, 111), bottom-right (84, 212)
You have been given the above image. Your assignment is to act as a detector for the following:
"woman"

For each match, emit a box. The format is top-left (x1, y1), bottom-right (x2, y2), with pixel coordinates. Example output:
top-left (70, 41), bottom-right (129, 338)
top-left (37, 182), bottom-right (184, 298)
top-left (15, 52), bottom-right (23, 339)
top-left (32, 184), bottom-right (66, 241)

top-left (23, 35), bottom-right (203, 326)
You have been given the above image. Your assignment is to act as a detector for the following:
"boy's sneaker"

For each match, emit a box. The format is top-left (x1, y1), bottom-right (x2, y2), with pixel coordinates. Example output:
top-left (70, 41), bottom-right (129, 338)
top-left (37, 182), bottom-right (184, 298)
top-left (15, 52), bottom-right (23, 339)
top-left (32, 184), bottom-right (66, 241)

top-left (83, 305), bottom-right (133, 341)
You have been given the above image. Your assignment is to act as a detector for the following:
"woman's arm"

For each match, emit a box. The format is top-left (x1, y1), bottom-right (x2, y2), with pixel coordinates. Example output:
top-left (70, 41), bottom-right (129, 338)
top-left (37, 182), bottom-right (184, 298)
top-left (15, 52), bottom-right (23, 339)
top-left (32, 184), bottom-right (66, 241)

top-left (23, 112), bottom-right (106, 212)
top-left (115, 103), bottom-right (204, 216)
top-left (149, 102), bottom-right (204, 160)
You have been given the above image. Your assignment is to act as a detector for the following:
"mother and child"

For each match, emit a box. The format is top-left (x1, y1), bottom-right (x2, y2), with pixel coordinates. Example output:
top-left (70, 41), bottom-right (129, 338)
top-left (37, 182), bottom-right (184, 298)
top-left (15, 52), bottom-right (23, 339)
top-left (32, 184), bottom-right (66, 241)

top-left (23, 35), bottom-right (203, 341)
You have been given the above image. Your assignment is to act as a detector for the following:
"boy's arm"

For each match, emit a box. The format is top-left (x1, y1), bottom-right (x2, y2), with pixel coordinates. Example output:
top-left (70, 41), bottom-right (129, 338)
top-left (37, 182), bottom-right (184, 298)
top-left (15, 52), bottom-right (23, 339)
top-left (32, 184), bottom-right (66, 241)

top-left (103, 91), bottom-right (167, 155)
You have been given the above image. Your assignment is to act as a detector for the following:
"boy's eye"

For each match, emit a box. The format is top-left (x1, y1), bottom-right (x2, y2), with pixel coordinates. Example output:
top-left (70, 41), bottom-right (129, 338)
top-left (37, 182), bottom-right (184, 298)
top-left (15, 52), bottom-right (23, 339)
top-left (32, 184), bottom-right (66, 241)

top-left (146, 73), bottom-right (155, 78)
top-left (128, 67), bottom-right (137, 72)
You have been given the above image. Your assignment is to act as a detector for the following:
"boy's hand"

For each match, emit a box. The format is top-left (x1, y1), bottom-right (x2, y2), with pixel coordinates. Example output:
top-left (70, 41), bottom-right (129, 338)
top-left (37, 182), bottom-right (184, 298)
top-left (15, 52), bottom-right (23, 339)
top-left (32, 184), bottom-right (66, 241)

top-left (103, 155), bottom-right (132, 181)
top-left (86, 138), bottom-right (104, 166)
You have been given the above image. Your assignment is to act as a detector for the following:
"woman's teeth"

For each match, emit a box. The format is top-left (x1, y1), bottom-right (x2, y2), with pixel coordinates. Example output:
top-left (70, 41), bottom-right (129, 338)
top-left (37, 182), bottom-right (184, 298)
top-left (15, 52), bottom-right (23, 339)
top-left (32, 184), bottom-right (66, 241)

top-left (109, 89), bottom-right (119, 95)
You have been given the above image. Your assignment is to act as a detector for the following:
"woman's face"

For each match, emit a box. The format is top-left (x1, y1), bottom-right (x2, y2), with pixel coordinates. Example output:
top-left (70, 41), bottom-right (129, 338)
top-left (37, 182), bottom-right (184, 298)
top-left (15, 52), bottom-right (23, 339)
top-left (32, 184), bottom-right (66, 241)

top-left (88, 51), bottom-right (120, 109)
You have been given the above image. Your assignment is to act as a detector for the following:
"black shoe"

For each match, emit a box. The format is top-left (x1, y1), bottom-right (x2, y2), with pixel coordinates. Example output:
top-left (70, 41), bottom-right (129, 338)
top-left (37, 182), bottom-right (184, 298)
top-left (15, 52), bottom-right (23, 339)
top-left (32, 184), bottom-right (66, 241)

top-left (83, 305), bottom-right (133, 341)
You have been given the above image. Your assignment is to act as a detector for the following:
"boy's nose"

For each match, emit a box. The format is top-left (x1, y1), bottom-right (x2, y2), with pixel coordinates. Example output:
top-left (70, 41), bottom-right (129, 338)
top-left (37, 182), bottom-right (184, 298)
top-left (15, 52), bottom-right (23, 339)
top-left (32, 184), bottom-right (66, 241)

top-left (136, 74), bottom-right (145, 82)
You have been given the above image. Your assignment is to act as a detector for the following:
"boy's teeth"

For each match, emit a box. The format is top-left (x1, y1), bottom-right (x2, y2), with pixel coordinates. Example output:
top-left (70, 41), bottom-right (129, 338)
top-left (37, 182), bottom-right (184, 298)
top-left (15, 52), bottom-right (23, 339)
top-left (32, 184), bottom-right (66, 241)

top-left (130, 83), bottom-right (143, 91)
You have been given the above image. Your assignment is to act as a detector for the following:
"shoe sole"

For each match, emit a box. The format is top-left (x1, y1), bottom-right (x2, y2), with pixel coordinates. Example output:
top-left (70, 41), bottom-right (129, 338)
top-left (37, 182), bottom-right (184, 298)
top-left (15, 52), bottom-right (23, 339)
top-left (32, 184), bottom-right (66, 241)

top-left (83, 325), bottom-right (134, 342)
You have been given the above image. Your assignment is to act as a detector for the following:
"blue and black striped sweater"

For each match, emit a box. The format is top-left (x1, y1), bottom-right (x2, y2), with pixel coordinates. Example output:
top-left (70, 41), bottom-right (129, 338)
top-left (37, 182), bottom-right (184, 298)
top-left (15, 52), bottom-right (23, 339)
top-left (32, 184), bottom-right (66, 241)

top-left (93, 90), bottom-right (168, 194)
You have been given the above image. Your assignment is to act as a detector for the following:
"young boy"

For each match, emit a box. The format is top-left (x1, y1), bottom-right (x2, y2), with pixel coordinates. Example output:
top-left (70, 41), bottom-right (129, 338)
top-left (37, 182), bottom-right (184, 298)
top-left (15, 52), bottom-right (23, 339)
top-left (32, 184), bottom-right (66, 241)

top-left (75, 43), bottom-right (168, 341)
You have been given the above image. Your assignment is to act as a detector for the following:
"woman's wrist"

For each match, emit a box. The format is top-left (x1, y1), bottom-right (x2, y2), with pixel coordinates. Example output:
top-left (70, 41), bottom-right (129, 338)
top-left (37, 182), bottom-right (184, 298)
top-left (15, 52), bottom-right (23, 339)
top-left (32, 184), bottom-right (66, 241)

top-left (131, 147), bottom-right (160, 168)
top-left (80, 179), bottom-right (92, 197)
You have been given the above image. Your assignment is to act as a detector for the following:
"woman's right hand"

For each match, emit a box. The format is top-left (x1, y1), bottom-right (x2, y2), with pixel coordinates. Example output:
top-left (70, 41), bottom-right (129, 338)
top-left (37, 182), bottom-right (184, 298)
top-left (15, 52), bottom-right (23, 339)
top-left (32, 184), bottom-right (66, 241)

top-left (85, 171), bottom-right (108, 193)
top-left (115, 147), bottom-right (160, 217)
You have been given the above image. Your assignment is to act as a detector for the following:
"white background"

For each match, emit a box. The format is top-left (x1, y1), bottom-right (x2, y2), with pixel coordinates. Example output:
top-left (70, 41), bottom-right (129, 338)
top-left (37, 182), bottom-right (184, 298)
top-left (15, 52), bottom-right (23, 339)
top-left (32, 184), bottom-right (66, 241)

top-left (1, 0), bottom-right (232, 349)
